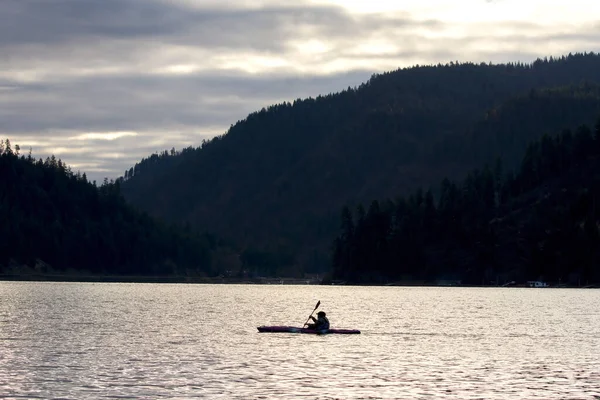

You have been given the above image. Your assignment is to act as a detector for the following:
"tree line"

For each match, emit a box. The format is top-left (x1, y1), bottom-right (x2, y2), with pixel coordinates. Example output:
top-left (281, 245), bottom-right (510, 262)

top-left (119, 52), bottom-right (600, 273)
top-left (0, 140), bottom-right (234, 278)
top-left (331, 118), bottom-right (600, 286)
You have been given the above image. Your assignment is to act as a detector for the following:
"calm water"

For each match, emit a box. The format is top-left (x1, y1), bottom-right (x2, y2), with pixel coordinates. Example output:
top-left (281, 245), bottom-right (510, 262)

top-left (0, 282), bottom-right (599, 399)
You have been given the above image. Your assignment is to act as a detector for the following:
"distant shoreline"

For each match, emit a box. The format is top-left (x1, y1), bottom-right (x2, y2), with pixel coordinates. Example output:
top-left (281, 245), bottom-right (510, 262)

top-left (0, 274), bottom-right (319, 285)
top-left (0, 274), bottom-right (597, 288)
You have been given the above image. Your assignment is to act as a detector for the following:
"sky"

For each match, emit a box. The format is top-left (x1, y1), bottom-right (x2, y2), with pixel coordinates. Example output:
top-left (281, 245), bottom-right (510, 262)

top-left (1, 0), bottom-right (599, 182)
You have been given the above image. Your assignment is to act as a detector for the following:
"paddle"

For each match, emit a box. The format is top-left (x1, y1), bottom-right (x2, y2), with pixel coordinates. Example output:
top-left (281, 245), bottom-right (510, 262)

top-left (302, 300), bottom-right (320, 327)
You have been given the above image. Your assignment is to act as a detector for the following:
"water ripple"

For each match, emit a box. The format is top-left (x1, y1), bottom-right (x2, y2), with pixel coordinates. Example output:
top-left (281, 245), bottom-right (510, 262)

top-left (0, 283), bottom-right (599, 399)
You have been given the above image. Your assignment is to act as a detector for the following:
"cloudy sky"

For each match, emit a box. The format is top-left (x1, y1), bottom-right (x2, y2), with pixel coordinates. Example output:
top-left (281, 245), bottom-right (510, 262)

top-left (1, 0), bottom-right (599, 182)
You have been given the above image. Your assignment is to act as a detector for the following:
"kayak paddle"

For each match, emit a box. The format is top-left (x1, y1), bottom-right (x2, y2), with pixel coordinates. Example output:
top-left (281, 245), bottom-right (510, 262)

top-left (303, 300), bottom-right (320, 326)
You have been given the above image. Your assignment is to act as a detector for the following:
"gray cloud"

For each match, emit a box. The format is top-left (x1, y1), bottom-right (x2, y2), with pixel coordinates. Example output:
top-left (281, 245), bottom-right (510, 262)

top-left (1, 69), bottom-right (374, 180)
top-left (1, 70), bottom-right (374, 133)
top-left (1, 0), bottom-right (599, 182)
top-left (0, 0), bottom-right (440, 53)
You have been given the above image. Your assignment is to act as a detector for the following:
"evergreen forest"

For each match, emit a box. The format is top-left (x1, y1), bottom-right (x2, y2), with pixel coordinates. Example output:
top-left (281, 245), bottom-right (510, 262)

top-left (0, 141), bottom-right (237, 280)
top-left (3, 52), bottom-right (600, 285)
top-left (120, 53), bottom-right (600, 278)
top-left (331, 119), bottom-right (600, 286)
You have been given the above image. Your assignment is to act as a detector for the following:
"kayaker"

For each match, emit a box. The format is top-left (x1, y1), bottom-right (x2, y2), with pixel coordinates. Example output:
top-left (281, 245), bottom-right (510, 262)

top-left (306, 311), bottom-right (330, 330)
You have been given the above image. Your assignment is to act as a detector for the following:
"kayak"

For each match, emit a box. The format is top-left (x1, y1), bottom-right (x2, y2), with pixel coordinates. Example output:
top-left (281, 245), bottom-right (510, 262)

top-left (257, 325), bottom-right (360, 334)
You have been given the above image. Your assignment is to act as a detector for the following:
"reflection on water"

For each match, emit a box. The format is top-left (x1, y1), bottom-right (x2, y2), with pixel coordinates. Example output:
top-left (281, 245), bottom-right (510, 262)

top-left (0, 282), bottom-right (599, 399)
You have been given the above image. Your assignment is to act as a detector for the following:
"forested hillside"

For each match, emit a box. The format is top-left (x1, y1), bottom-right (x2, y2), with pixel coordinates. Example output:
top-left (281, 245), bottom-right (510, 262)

top-left (437, 83), bottom-right (600, 167)
top-left (0, 140), bottom-right (236, 279)
top-left (121, 52), bottom-right (600, 272)
top-left (332, 118), bottom-right (600, 285)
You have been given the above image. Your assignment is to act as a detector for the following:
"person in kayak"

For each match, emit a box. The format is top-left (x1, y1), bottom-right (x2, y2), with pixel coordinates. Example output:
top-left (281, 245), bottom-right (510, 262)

top-left (306, 311), bottom-right (330, 330)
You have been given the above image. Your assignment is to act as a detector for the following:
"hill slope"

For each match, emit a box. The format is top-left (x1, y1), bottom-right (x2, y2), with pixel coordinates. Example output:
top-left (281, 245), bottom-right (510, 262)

top-left (0, 141), bottom-right (235, 278)
top-left (121, 52), bottom-right (600, 271)
top-left (331, 118), bottom-right (600, 285)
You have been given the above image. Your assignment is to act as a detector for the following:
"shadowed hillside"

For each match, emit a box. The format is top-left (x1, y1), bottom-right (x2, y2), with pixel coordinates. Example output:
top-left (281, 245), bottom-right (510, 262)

top-left (0, 141), bottom-right (237, 279)
top-left (120, 52), bottom-right (600, 272)
top-left (331, 118), bottom-right (600, 286)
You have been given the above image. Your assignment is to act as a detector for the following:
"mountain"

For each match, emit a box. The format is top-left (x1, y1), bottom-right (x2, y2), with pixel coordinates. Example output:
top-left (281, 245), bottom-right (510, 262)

top-left (447, 82), bottom-right (600, 167)
top-left (331, 118), bottom-right (600, 286)
top-left (0, 141), bottom-right (237, 279)
top-left (120, 52), bottom-right (600, 273)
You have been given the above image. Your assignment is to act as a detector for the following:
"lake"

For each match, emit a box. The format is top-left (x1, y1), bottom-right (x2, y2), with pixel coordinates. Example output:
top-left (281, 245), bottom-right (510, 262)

top-left (0, 282), bottom-right (599, 399)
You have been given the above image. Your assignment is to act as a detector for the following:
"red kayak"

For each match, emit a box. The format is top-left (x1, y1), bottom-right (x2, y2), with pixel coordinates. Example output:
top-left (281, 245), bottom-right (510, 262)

top-left (257, 326), bottom-right (360, 334)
